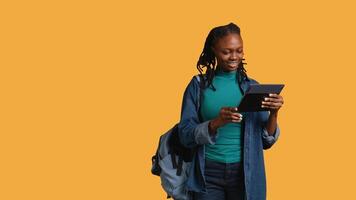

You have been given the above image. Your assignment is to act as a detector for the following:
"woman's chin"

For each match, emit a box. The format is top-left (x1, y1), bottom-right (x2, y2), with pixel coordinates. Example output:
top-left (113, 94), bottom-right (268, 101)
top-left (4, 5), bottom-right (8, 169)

top-left (226, 65), bottom-right (238, 71)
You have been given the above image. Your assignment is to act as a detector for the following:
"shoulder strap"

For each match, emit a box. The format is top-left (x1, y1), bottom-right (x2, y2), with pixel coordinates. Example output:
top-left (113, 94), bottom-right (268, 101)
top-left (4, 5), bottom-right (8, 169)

top-left (194, 74), bottom-right (200, 82)
top-left (194, 74), bottom-right (205, 90)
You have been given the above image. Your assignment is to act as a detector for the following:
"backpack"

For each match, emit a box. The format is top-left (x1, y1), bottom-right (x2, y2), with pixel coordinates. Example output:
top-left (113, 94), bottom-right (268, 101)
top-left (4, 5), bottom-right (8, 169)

top-left (151, 75), bottom-right (204, 200)
top-left (151, 123), bottom-right (196, 200)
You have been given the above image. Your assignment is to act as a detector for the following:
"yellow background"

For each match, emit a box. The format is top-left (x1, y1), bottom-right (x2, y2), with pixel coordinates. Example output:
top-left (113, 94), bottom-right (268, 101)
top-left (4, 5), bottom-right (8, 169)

top-left (1, 0), bottom-right (356, 199)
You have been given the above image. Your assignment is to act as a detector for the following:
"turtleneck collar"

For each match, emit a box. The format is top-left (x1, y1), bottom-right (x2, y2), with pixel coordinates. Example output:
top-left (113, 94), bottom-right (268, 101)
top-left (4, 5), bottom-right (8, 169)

top-left (215, 68), bottom-right (238, 78)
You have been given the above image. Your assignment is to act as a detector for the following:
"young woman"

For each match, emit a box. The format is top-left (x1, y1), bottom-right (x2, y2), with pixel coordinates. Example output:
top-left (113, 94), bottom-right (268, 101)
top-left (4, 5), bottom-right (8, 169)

top-left (177, 23), bottom-right (284, 200)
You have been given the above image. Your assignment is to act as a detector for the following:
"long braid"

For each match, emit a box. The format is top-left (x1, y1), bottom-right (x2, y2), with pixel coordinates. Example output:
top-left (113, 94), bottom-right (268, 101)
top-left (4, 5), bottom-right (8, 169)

top-left (196, 22), bottom-right (248, 90)
top-left (237, 58), bottom-right (247, 85)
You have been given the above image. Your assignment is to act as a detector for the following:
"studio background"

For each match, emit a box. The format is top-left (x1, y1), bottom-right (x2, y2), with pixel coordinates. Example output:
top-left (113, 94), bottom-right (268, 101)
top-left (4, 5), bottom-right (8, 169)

top-left (1, 0), bottom-right (355, 199)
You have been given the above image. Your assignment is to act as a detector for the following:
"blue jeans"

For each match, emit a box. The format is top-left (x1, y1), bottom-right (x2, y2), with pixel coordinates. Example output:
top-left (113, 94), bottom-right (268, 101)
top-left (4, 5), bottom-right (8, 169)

top-left (193, 159), bottom-right (245, 200)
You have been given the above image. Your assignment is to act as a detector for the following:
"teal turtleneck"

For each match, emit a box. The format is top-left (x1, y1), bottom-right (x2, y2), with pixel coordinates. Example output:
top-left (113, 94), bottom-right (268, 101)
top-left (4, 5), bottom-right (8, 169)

top-left (200, 69), bottom-right (244, 163)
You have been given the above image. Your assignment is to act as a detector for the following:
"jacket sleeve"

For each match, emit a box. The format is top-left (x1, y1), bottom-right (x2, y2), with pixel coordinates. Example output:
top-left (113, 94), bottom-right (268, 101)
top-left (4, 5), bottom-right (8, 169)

top-left (177, 76), bottom-right (218, 148)
top-left (258, 111), bottom-right (281, 150)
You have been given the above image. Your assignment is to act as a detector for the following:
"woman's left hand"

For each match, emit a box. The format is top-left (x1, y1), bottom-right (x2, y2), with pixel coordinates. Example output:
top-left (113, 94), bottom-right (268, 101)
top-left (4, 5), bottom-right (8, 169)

top-left (261, 93), bottom-right (284, 114)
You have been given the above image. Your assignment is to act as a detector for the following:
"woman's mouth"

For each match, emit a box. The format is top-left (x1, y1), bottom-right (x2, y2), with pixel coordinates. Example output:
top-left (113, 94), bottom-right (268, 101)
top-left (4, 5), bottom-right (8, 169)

top-left (227, 61), bottom-right (239, 66)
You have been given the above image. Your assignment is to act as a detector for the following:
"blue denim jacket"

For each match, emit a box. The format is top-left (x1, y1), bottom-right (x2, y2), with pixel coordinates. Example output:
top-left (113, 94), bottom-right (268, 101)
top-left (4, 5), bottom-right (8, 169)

top-left (177, 74), bottom-right (280, 200)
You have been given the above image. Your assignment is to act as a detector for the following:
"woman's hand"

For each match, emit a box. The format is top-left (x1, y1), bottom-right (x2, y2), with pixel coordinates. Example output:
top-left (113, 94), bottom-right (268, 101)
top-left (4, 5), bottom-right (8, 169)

top-left (218, 107), bottom-right (243, 124)
top-left (261, 93), bottom-right (284, 115)
top-left (208, 107), bottom-right (243, 135)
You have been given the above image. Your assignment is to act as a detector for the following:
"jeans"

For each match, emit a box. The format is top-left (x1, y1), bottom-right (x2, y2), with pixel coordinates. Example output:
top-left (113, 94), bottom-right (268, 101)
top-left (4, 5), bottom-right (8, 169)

top-left (193, 159), bottom-right (245, 200)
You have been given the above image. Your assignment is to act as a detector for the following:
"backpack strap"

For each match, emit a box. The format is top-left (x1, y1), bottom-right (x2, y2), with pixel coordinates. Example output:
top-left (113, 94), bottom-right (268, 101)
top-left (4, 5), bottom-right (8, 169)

top-left (194, 74), bottom-right (200, 82)
top-left (171, 153), bottom-right (177, 169)
top-left (176, 156), bottom-right (183, 176)
top-left (194, 74), bottom-right (204, 122)
top-left (169, 151), bottom-right (184, 176)
top-left (194, 74), bottom-right (205, 90)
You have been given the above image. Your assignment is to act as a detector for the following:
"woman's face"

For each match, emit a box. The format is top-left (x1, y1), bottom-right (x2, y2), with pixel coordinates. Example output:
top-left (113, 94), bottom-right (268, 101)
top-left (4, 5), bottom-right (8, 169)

top-left (212, 33), bottom-right (244, 72)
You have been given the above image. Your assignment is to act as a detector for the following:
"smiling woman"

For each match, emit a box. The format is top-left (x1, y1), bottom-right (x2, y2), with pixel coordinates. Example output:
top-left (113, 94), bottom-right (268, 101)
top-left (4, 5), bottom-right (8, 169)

top-left (176, 23), bottom-right (284, 200)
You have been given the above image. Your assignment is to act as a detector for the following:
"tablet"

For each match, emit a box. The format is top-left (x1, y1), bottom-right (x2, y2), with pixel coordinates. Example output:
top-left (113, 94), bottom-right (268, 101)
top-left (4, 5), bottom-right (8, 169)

top-left (237, 84), bottom-right (284, 112)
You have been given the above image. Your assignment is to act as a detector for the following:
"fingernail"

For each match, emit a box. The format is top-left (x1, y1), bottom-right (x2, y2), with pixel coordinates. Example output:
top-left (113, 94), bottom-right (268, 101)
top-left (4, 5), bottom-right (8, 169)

top-left (264, 98), bottom-right (268, 101)
top-left (269, 94), bottom-right (272, 96)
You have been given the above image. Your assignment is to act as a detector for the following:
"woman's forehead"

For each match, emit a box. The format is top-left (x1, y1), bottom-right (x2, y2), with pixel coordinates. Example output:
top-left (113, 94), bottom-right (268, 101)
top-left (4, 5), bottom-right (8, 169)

top-left (214, 33), bottom-right (243, 48)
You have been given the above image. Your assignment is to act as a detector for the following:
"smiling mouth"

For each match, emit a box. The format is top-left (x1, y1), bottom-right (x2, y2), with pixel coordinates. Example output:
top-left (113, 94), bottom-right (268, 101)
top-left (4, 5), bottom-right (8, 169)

top-left (227, 62), bottom-right (239, 66)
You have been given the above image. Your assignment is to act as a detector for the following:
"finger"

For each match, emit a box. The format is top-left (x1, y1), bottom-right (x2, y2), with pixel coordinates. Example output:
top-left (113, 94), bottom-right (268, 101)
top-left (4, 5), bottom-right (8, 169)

top-left (231, 113), bottom-right (243, 118)
top-left (228, 107), bottom-right (238, 113)
top-left (268, 93), bottom-right (279, 97)
top-left (262, 99), bottom-right (283, 105)
top-left (231, 116), bottom-right (243, 122)
top-left (264, 100), bottom-right (284, 106)
top-left (231, 119), bottom-right (242, 123)
top-left (269, 93), bottom-right (283, 100)
top-left (262, 105), bottom-right (280, 109)
top-left (268, 94), bottom-right (284, 104)
top-left (264, 97), bottom-right (283, 103)
top-left (262, 102), bottom-right (283, 107)
top-left (222, 113), bottom-right (234, 121)
top-left (233, 107), bottom-right (239, 112)
top-left (224, 108), bottom-right (236, 117)
top-left (222, 107), bottom-right (234, 114)
top-left (230, 114), bottom-right (243, 120)
top-left (261, 104), bottom-right (281, 109)
top-left (262, 101), bottom-right (273, 106)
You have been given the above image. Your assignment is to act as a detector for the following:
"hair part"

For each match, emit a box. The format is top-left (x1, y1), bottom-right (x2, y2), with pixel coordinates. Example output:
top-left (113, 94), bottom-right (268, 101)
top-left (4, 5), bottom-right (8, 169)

top-left (196, 22), bottom-right (247, 91)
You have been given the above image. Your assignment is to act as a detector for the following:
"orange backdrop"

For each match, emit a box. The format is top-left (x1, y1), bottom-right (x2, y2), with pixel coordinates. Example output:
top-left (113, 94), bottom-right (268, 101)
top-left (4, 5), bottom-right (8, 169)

top-left (1, 0), bottom-right (356, 199)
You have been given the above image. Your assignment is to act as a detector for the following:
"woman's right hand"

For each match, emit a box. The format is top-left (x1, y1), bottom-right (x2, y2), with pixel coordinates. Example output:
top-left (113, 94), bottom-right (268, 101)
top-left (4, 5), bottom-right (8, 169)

top-left (208, 107), bottom-right (243, 135)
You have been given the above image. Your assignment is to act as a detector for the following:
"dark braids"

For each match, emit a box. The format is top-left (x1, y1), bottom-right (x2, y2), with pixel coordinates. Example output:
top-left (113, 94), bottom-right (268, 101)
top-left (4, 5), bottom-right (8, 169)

top-left (196, 22), bottom-right (248, 91)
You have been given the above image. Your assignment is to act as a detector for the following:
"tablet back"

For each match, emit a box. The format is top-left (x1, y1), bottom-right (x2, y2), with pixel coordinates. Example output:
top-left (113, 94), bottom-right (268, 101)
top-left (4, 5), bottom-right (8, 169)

top-left (238, 84), bottom-right (284, 112)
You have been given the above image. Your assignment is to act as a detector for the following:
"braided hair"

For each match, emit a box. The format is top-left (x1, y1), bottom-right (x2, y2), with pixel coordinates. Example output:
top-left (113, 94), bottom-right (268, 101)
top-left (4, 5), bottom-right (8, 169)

top-left (196, 23), bottom-right (248, 91)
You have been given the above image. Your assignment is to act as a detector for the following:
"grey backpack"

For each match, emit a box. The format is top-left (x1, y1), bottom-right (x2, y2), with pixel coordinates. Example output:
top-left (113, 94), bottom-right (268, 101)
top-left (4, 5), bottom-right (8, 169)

top-left (151, 75), bottom-right (203, 200)
top-left (151, 124), bottom-right (196, 200)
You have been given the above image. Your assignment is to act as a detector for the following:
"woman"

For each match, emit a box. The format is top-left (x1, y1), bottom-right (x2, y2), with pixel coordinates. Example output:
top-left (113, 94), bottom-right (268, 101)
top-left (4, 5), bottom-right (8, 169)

top-left (177, 23), bottom-right (284, 200)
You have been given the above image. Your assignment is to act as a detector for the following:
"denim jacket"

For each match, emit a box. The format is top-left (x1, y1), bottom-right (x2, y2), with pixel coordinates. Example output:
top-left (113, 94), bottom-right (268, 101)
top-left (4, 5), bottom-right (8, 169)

top-left (177, 74), bottom-right (280, 200)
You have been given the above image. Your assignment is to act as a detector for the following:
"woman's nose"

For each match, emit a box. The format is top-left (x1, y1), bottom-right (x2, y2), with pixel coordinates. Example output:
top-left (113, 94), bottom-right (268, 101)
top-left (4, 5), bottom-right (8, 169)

top-left (230, 52), bottom-right (238, 60)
